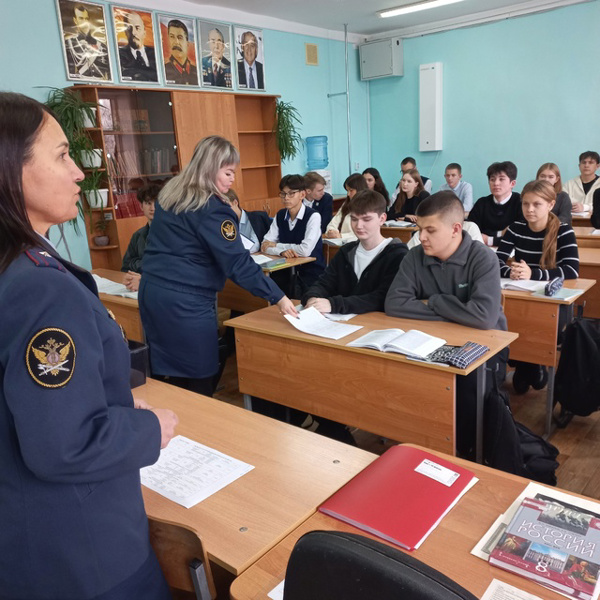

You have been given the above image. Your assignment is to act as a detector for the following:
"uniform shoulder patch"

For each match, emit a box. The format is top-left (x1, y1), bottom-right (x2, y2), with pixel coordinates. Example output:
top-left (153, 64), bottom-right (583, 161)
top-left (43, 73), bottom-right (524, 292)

top-left (221, 219), bottom-right (237, 241)
top-left (24, 249), bottom-right (67, 272)
top-left (26, 328), bottom-right (76, 388)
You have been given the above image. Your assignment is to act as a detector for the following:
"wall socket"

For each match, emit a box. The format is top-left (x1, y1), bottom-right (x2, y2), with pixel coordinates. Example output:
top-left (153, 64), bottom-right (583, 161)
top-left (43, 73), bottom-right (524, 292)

top-left (354, 162), bottom-right (360, 171)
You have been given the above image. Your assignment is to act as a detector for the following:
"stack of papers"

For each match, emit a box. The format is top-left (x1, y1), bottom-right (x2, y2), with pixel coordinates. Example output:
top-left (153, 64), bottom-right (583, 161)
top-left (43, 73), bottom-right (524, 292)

top-left (384, 220), bottom-right (415, 228)
top-left (251, 254), bottom-right (272, 265)
top-left (500, 279), bottom-right (545, 293)
top-left (92, 274), bottom-right (138, 299)
top-left (283, 306), bottom-right (362, 340)
top-left (141, 435), bottom-right (254, 509)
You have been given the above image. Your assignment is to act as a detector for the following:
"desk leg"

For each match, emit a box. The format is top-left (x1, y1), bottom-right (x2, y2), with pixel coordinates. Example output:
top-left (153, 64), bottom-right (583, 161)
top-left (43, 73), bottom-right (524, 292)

top-left (243, 393), bottom-right (253, 411)
top-left (544, 367), bottom-right (556, 440)
top-left (475, 364), bottom-right (487, 464)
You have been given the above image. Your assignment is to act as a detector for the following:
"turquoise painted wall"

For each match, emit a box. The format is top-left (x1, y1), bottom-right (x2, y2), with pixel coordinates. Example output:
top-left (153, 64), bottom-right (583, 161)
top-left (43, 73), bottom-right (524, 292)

top-left (0, 1), bottom-right (368, 268)
top-left (369, 1), bottom-right (600, 200)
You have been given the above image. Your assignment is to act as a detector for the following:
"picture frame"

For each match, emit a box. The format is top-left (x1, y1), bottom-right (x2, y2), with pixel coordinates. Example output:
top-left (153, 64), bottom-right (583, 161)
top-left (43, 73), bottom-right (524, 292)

top-left (198, 20), bottom-right (233, 90)
top-left (234, 27), bottom-right (265, 91)
top-left (157, 14), bottom-right (199, 87)
top-left (56, 0), bottom-right (113, 82)
top-left (112, 6), bottom-right (160, 84)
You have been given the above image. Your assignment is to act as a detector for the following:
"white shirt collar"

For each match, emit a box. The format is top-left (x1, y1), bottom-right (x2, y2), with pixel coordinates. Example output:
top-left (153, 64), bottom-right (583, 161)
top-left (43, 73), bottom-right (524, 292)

top-left (286, 203), bottom-right (306, 222)
top-left (493, 192), bottom-right (513, 205)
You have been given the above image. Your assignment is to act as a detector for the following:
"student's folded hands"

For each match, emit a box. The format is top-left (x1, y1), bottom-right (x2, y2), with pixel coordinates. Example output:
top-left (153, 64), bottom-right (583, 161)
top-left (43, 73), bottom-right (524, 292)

top-left (281, 249), bottom-right (298, 259)
top-left (123, 271), bottom-right (141, 291)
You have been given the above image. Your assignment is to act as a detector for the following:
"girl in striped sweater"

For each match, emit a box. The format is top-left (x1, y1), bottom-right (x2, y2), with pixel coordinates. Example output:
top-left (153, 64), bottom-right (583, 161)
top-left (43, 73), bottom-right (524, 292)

top-left (497, 179), bottom-right (579, 393)
top-left (497, 179), bottom-right (579, 281)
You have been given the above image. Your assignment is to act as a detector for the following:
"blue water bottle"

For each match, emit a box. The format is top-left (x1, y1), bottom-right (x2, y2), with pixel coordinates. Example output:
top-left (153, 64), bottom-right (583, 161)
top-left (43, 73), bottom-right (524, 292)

top-left (306, 136), bottom-right (328, 170)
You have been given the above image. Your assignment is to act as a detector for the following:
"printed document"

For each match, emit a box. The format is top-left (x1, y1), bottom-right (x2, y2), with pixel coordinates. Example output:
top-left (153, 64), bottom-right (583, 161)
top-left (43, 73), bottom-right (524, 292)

top-left (284, 306), bottom-right (362, 340)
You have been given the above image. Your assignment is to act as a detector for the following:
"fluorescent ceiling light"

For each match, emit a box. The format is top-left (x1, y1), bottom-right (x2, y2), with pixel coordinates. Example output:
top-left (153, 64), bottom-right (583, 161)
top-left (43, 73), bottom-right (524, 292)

top-left (379, 0), bottom-right (466, 18)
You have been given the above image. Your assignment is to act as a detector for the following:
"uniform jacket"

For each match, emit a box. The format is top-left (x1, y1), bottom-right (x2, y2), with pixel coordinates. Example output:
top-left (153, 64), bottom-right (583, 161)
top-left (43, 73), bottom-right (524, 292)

top-left (385, 232), bottom-right (507, 331)
top-left (140, 196), bottom-right (283, 378)
top-left (121, 223), bottom-right (149, 273)
top-left (0, 242), bottom-right (161, 599)
top-left (247, 209), bottom-right (271, 244)
top-left (201, 55), bottom-right (232, 87)
top-left (164, 56), bottom-right (198, 85)
top-left (305, 193), bottom-right (333, 234)
top-left (301, 238), bottom-right (407, 314)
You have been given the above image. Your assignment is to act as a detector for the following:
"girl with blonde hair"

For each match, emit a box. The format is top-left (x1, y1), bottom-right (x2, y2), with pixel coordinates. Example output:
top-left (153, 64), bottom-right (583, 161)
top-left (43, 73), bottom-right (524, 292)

top-left (536, 162), bottom-right (572, 224)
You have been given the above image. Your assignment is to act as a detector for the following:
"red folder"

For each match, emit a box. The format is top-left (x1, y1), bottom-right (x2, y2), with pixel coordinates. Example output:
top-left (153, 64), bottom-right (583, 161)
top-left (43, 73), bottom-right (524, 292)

top-left (319, 445), bottom-right (477, 550)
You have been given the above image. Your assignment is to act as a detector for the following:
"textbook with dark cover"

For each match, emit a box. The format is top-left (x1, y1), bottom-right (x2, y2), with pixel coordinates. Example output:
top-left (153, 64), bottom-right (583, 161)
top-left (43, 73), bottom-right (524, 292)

top-left (319, 445), bottom-right (477, 551)
top-left (489, 497), bottom-right (600, 600)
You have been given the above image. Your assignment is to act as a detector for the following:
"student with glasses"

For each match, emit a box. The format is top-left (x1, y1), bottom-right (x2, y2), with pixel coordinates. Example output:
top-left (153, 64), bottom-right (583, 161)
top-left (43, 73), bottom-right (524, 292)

top-left (261, 174), bottom-right (326, 295)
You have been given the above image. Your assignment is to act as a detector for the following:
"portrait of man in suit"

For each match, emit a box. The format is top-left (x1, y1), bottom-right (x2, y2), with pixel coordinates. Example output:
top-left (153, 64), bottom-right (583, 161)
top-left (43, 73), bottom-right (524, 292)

top-left (159, 16), bottom-right (199, 86)
top-left (199, 22), bottom-right (232, 89)
top-left (235, 28), bottom-right (265, 90)
top-left (113, 7), bottom-right (158, 82)
top-left (58, 0), bottom-right (112, 82)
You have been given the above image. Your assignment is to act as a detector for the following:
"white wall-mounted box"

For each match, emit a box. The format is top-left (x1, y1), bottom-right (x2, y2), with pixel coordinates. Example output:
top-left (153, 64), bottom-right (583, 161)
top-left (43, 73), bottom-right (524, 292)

top-left (359, 37), bottom-right (403, 80)
top-left (419, 62), bottom-right (443, 152)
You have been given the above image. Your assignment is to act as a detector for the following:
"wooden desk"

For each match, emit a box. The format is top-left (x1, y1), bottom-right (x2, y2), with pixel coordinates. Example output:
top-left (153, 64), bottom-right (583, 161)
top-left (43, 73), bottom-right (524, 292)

top-left (135, 379), bottom-right (376, 577)
top-left (578, 248), bottom-right (600, 318)
top-left (381, 224), bottom-right (418, 243)
top-left (230, 444), bottom-right (577, 600)
top-left (92, 268), bottom-right (144, 343)
top-left (218, 256), bottom-right (315, 314)
top-left (573, 213), bottom-right (592, 228)
top-left (574, 226), bottom-right (600, 248)
top-left (226, 307), bottom-right (517, 460)
top-left (502, 279), bottom-right (596, 435)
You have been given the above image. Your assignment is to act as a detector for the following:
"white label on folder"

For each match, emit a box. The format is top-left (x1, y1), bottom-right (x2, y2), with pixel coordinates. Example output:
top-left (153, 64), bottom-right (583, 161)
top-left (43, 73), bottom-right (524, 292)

top-left (414, 459), bottom-right (459, 487)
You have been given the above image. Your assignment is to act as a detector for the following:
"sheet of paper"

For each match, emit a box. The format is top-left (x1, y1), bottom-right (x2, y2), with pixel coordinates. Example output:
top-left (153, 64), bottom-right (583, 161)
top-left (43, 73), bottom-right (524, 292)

top-left (532, 288), bottom-right (584, 300)
top-left (500, 278), bottom-right (545, 293)
top-left (592, 229), bottom-right (600, 236)
top-left (92, 274), bottom-right (138, 299)
top-left (481, 579), bottom-right (545, 600)
top-left (284, 306), bottom-right (363, 340)
top-left (325, 312), bottom-right (358, 322)
top-left (241, 234), bottom-right (254, 250)
top-left (140, 435), bottom-right (254, 509)
top-left (251, 253), bottom-right (272, 265)
top-left (267, 580), bottom-right (285, 600)
top-left (384, 220), bottom-right (414, 227)
top-left (572, 211), bottom-right (590, 217)
top-left (323, 238), bottom-right (345, 246)
top-left (472, 481), bottom-right (600, 560)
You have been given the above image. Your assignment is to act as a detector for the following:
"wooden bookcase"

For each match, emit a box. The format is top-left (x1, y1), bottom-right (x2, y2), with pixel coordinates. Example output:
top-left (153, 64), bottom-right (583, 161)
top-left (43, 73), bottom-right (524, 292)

top-left (73, 85), bottom-right (282, 270)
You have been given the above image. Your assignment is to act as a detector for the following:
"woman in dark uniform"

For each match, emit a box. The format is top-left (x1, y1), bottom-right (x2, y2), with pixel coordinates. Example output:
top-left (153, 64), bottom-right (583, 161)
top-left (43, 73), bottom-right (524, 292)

top-left (0, 92), bottom-right (178, 600)
top-left (139, 135), bottom-right (296, 396)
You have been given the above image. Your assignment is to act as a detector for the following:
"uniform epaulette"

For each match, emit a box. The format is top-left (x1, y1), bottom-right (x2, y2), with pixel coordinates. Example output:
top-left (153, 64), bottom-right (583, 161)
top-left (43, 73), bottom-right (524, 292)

top-left (24, 248), bottom-right (67, 272)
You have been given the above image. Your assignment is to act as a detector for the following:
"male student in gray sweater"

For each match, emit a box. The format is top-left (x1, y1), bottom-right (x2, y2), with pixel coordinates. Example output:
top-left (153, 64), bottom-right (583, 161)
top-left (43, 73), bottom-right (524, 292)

top-left (385, 190), bottom-right (508, 458)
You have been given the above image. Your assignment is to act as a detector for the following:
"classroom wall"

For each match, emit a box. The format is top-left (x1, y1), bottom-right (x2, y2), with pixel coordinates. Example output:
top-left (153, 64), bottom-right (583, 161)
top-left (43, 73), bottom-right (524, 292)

top-left (0, 0), bottom-right (369, 268)
top-left (369, 1), bottom-right (600, 200)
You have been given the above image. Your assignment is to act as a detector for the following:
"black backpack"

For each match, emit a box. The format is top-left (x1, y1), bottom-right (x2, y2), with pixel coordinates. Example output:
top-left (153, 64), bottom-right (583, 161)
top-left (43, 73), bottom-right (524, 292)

top-left (554, 317), bottom-right (600, 417)
top-left (484, 375), bottom-right (559, 485)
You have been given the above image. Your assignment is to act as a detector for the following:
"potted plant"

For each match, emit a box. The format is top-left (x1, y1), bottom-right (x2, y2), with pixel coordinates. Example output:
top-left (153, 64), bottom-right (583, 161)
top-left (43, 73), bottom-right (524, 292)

top-left (81, 168), bottom-right (109, 210)
top-left (92, 213), bottom-right (110, 247)
top-left (274, 100), bottom-right (303, 161)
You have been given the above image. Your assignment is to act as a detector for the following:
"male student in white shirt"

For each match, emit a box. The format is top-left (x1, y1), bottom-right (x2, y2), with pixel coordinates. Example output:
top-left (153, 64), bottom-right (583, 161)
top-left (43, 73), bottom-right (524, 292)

top-left (439, 162), bottom-right (474, 212)
top-left (563, 150), bottom-right (600, 212)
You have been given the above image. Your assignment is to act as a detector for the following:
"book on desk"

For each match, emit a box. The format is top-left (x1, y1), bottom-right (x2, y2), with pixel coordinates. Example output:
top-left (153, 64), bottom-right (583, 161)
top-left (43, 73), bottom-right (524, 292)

top-left (319, 445), bottom-right (477, 551)
top-left (489, 496), bottom-right (600, 600)
top-left (347, 328), bottom-right (446, 359)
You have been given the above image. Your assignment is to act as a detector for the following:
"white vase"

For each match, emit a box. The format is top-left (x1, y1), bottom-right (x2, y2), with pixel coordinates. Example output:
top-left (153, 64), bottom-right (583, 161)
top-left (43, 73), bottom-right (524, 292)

top-left (82, 107), bottom-right (97, 128)
top-left (81, 149), bottom-right (102, 168)
top-left (86, 188), bottom-right (109, 209)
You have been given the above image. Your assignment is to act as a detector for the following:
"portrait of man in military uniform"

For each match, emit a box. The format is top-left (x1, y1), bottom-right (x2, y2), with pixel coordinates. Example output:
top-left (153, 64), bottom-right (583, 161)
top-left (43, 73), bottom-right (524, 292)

top-left (56, 0), bottom-right (112, 82)
top-left (199, 21), bottom-right (232, 89)
top-left (158, 14), bottom-right (199, 87)
top-left (113, 6), bottom-right (159, 83)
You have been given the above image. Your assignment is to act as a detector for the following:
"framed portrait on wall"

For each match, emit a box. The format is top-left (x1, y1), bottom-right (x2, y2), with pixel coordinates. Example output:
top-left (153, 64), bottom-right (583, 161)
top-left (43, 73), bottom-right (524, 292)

top-left (157, 14), bottom-right (199, 86)
top-left (56, 0), bottom-right (113, 82)
top-left (112, 6), bottom-right (159, 83)
top-left (198, 20), bottom-right (233, 89)
top-left (234, 27), bottom-right (265, 91)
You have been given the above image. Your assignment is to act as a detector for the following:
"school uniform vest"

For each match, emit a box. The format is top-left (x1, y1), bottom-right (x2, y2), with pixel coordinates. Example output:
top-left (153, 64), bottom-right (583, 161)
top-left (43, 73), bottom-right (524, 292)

top-left (275, 206), bottom-right (325, 285)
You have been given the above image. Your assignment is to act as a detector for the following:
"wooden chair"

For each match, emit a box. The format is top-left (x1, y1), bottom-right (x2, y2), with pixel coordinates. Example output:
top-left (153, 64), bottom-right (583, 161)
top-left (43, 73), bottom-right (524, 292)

top-left (148, 518), bottom-right (215, 599)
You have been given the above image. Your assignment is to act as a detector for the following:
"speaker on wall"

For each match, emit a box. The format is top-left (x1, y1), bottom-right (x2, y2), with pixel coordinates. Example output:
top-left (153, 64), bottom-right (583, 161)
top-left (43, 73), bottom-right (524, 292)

top-left (419, 62), bottom-right (443, 152)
